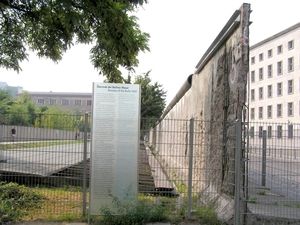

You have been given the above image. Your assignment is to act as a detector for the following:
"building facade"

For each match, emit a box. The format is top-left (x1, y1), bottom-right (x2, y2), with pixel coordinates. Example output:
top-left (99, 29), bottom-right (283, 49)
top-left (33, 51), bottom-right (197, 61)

top-left (249, 22), bottom-right (300, 137)
top-left (28, 91), bottom-right (92, 113)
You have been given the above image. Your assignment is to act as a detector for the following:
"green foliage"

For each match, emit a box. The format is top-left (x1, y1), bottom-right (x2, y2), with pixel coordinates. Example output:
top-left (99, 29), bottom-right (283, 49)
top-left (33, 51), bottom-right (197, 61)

top-left (0, 182), bottom-right (45, 223)
top-left (257, 190), bottom-right (266, 195)
top-left (97, 197), bottom-right (168, 225)
top-left (6, 92), bottom-right (37, 126)
top-left (0, 0), bottom-right (150, 82)
top-left (0, 89), bottom-right (14, 123)
top-left (34, 107), bottom-right (77, 130)
top-left (134, 70), bottom-right (166, 135)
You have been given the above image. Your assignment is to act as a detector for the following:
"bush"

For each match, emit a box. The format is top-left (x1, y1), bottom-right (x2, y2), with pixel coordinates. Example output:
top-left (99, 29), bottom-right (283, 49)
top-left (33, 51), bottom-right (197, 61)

top-left (0, 182), bottom-right (45, 223)
top-left (96, 196), bottom-right (168, 225)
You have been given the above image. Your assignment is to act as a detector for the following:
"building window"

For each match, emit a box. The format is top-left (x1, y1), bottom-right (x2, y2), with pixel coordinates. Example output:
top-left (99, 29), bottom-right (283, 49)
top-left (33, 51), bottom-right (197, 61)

top-left (288, 40), bottom-right (294, 50)
top-left (251, 89), bottom-right (255, 101)
top-left (277, 45), bottom-right (282, 54)
top-left (288, 57), bottom-right (294, 72)
top-left (259, 126), bottom-right (263, 138)
top-left (267, 126), bottom-right (272, 138)
top-left (288, 79), bottom-right (293, 94)
top-left (259, 107), bottom-right (263, 119)
top-left (288, 102), bottom-right (293, 117)
top-left (250, 108), bottom-right (255, 120)
top-left (277, 61), bottom-right (282, 75)
top-left (259, 68), bottom-right (264, 80)
top-left (288, 124), bottom-right (293, 138)
top-left (250, 126), bottom-right (254, 138)
top-left (37, 99), bottom-right (45, 104)
top-left (259, 87), bottom-right (263, 99)
top-left (267, 64), bottom-right (272, 78)
top-left (62, 99), bottom-right (69, 105)
top-left (74, 100), bottom-right (82, 106)
top-left (251, 70), bottom-right (255, 83)
top-left (277, 104), bottom-right (282, 117)
top-left (267, 85), bottom-right (272, 98)
top-left (49, 99), bottom-right (56, 105)
top-left (251, 56), bottom-right (255, 64)
top-left (267, 105), bottom-right (272, 118)
top-left (277, 125), bottom-right (282, 138)
top-left (87, 100), bottom-right (92, 106)
top-left (259, 53), bottom-right (264, 61)
top-left (277, 82), bottom-right (282, 96)
top-left (268, 49), bottom-right (273, 58)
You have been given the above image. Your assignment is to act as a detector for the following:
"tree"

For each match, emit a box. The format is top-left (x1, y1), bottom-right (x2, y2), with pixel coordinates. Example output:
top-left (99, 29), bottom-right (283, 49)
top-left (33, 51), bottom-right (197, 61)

top-left (8, 91), bottom-right (37, 126)
top-left (134, 70), bottom-right (166, 133)
top-left (0, 89), bottom-right (14, 124)
top-left (0, 0), bottom-right (150, 82)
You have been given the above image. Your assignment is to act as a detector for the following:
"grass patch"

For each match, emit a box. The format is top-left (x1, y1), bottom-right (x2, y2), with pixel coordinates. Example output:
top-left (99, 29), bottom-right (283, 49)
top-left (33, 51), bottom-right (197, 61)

top-left (1, 183), bottom-right (222, 225)
top-left (0, 140), bottom-right (83, 150)
top-left (257, 190), bottom-right (266, 195)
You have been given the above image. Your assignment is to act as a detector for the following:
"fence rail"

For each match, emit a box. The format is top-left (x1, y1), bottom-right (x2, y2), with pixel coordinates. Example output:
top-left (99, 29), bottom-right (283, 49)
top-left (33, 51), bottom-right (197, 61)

top-left (1, 114), bottom-right (300, 224)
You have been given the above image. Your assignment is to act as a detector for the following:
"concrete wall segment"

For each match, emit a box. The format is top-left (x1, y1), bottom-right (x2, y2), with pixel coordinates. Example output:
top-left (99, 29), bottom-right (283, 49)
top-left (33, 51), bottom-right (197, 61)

top-left (148, 3), bottom-right (250, 222)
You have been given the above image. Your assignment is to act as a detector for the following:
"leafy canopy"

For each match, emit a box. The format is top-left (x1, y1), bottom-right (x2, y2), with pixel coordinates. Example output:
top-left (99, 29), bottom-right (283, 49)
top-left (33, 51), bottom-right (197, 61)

top-left (0, 0), bottom-right (150, 81)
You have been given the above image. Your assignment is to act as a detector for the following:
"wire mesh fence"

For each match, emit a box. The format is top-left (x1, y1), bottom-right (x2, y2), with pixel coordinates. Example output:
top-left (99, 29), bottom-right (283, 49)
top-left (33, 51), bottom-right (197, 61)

top-left (244, 121), bottom-right (300, 221)
top-left (1, 113), bottom-right (300, 223)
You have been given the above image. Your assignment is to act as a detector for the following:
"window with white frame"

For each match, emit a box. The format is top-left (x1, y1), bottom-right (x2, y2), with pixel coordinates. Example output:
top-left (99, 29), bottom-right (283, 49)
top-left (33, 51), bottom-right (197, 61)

top-left (277, 61), bottom-right (282, 75)
top-left (250, 108), bottom-right (255, 120)
top-left (250, 126), bottom-right (254, 138)
top-left (259, 107), bottom-right (263, 119)
top-left (288, 57), bottom-right (294, 72)
top-left (259, 68), bottom-right (264, 80)
top-left (251, 70), bottom-right (255, 82)
top-left (267, 85), bottom-right (272, 98)
top-left (288, 124), bottom-right (293, 138)
top-left (87, 100), bottom-right (92, 106)
top-left (267, 105), bottom-right (272, 118)
top-left (259, 87), bottom-right (263, 99)
top-left (277, 104), bottom-right (282, 117)
top-left (259, 126), bottom-right (263, 138)
top-left (267, 64), bottom-right (272, 78)
top-left (49, 99), bottom-right (56, 105)
top-left (288, 102), bottom-right (293, 117)
top-left (277, 125), bottom-right (282, 138)
top-left (288, 79), bottom-right (293, 94)
top-left (268, 49), bottom-right (273, 58)
top-left (74, 100), bottom-right (81, 106)
top-left (37, 99), bottom-right (45, 104)
top-left (62, 99), bottom-right (69, 105)
top-left (251, 89), bottom-right (255, 101)
top-left (277, 82), bottom-right (282, 96)
top-left (251, 56), bottom-right (255, 64)
top-left (267, 126), bottom-right (272, 138)
top-left (277, 45), bottom-right (282, 54)
top-left (288, 40), bottom-right (294, 50)
top-left (259, 53), bottom-right (264, 61)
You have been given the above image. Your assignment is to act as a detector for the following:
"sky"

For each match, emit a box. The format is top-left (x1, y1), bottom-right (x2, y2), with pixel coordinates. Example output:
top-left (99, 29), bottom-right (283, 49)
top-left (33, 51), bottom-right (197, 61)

top-left (1, 0), bottom-right (300, 105)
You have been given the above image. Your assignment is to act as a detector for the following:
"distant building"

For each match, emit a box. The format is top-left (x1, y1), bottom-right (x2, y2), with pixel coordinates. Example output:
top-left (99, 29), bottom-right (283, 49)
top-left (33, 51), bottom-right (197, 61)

top-left (0, 82), bottom-right (23, 97)
top-left (249, 22), bottom-right (300, 137)
top-left (28, 91), bottom-right (92, 113)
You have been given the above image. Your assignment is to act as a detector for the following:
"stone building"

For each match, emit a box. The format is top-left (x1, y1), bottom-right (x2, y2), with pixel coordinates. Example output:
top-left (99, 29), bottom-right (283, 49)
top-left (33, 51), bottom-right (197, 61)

top-left (249, 22), bottom-right (300, 137)
top-left (28, 91), bottom-right (92, 113)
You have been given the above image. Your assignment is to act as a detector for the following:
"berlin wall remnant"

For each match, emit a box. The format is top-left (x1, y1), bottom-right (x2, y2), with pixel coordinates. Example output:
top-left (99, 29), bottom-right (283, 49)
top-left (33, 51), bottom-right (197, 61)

top-left (147, 3), bottom-right (250, 222)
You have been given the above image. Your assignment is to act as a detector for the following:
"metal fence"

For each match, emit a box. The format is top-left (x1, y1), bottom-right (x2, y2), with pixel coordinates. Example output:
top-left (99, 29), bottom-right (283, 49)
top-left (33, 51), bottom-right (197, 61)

top-left (245, 121), bottom-right (300, 223)
top-left (1, 113), bottom-right (300, 224)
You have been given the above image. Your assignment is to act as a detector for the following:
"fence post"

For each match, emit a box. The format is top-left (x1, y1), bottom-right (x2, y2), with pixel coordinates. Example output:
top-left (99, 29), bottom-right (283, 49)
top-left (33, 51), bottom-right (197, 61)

top-left (261, 130), bottom-right (267, 186)
top-left (82, 113), bottom-right (88, 215)
top-left (187, 118), bottom-right (194, 219)
top-left (234, 119), bottom-right (242, 225)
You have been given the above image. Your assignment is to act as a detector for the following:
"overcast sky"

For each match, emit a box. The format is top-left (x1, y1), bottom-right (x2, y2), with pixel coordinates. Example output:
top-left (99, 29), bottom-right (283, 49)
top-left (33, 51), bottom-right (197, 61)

top-left (1, 0), bottom-right (300, 105)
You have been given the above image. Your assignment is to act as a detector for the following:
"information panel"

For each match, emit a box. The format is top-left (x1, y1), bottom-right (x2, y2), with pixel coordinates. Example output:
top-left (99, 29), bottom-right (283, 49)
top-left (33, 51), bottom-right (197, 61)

top-left (89, 83), bottom-right (140, 215)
